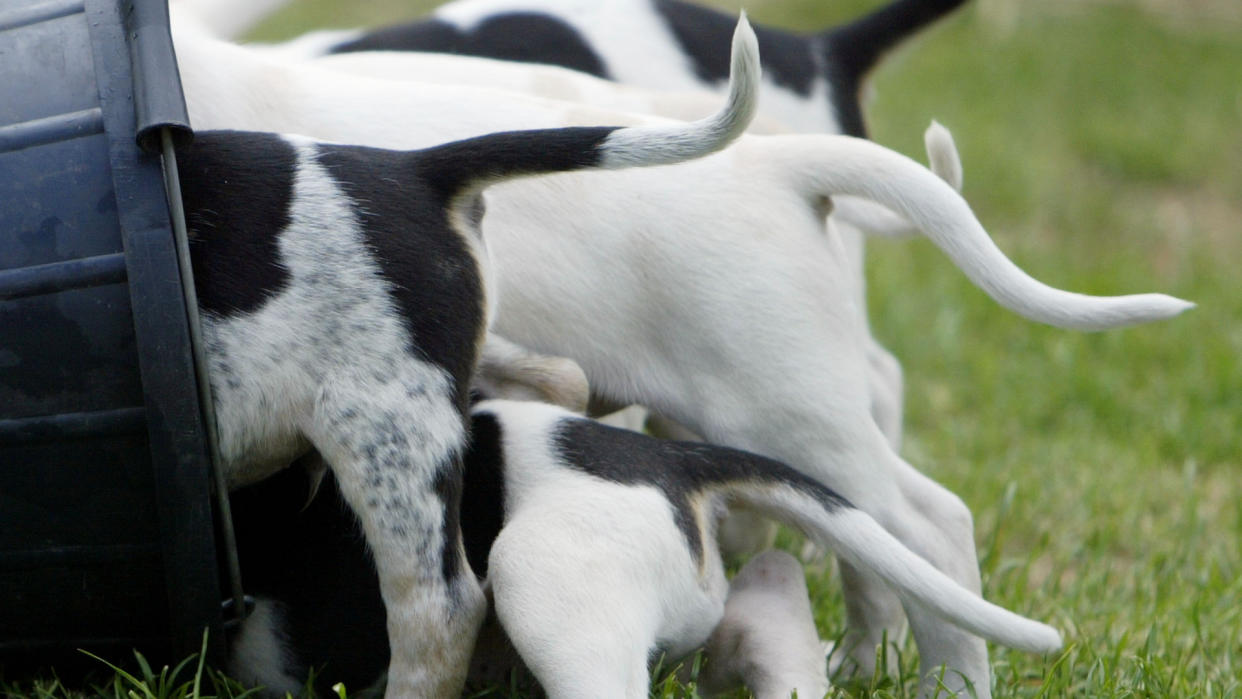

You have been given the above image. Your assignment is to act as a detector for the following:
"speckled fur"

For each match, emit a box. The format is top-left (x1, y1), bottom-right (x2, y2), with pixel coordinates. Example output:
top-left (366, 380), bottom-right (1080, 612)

top-left (201, 139), bottom-right (486, 697)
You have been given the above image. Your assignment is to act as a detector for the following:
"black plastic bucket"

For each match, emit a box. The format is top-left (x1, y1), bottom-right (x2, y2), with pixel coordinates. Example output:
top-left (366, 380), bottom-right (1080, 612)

top-left (0, 0), bottom-right (222, 672)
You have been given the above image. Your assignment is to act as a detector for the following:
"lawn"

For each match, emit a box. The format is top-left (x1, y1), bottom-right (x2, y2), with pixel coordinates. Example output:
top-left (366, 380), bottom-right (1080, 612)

top-left (8, 0), bottom-right (1240, 696)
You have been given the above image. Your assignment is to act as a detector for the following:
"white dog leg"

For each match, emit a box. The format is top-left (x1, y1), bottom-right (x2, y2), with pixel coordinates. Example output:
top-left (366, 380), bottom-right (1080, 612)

top-left (685, 379), bottom-right (986, 696)
top-left (474, 333), bottom-right (590, 413)
top-left (892, 462), bottom-right (991, 698)
top-left (866, 338), bottom-right (905, 450)
top-left (304, 368), bottom-right (486, 698)
top-left (832, 559), bottom-right (909, 679)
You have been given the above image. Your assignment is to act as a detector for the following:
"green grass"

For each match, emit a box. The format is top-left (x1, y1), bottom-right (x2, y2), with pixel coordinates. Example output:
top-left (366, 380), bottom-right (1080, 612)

top-left (11, 1), bottom-right (1240, 697)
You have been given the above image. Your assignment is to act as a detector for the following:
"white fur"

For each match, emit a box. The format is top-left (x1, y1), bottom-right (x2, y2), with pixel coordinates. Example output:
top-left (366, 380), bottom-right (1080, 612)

top-left (227, 598), bottom-right (303, 696)
top-left (475, 332), bottom-right (591, 413)
top-left (174, 21), bottom-right (1186, 694)
top-left (697, 551), bottom-right (830, 699)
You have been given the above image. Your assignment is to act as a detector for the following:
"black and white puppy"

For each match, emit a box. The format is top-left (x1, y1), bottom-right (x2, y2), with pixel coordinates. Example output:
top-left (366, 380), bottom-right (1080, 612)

top-left (180, 55), bottom-right (756, 696)
top-left (226, 400), bottom-right (1061, 698)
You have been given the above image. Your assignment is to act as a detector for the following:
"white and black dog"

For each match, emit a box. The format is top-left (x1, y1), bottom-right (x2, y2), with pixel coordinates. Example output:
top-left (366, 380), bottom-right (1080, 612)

top-left (226, 400), bottom-right (1061, 698)
top-left (175, 31), bottom-right (759, 696)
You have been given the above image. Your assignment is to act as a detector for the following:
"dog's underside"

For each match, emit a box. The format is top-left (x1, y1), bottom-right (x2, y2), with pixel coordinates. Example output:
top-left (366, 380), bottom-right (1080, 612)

top-left (178, 28), bottom-right (759, 695)
top-left (227, 400), bottom-right (1061, 698)
top-left (174, 10), bottom-right (1191, 695)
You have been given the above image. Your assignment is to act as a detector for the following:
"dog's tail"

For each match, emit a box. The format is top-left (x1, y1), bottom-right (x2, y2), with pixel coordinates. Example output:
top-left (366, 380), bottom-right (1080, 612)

top-left (703, 463), bottom-right (1063, 654)
top-left (409, 13), bottom-right (757, 197)
top-left (824, 0), bottom-right (968, 87)
top-left (771, 124), bottom-right (1192, 329)
top-left (819, 0), bottom-right (968, 135)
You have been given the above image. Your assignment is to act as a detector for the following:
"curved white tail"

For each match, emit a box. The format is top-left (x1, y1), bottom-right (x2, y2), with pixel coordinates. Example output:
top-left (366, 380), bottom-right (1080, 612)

top-left (724, 482), bottom-right (1063, 653)
top-left (775, 130), bottom-right (1193, 330)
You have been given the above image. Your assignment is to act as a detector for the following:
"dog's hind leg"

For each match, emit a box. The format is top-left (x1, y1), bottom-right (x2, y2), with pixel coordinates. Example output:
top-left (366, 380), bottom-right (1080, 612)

top-left (688, 386), bottom-right (989, 695)
top-left (889, 460), bottom-right (991, 698)
top-left (866, 338), bottom-right (905, 450)
top-left (303, 365), bottom-right (485, 698)
top-left (488, 517), bottom-right (657, 699)
top-left (832, 437), bottom-right (990, 697)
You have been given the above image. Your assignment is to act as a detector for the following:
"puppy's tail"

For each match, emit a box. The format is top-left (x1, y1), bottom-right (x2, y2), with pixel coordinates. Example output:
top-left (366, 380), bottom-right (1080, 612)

top-left (709, 467), bottom-right (1063, 653)
top-left (824, 0), bottom-right (968, 86)
top-left (410, 13), bottom-right (758, 197)
top-left (773, 125), bottom-right (1193, 329)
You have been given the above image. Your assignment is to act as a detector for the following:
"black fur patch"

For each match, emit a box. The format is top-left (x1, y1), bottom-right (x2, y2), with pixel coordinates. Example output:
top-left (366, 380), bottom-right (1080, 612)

top-left (433, 458), bottom-right (467, 586)
top-left (313, 143), bottom-right (486, 407)
top-left (551, 417), bottom-right (851, 562)
top-left (653, 0), bottom-right (817, 97)
top-left (176, 131), bottom-right (296, 316)
top-left (330, 14), bottom-right (610, 79)
top-left (459, 413), bottom-right (507, 577)
top-left (822, 0), bottom-right (969, 138)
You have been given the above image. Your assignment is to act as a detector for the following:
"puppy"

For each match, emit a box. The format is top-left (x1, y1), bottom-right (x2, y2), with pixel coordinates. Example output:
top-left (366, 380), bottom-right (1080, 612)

top-left (696, 551), bottom-right (829, 699)
top-left (177, 46), bottom-right (757, 696)
top-left (227, 400), bottom-right (1061, 698)
top-left (175, 17), bottom-right (1190, 693)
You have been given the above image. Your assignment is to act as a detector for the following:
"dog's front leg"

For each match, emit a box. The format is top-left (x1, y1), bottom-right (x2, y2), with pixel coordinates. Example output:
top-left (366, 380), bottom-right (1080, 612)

top-left (304, 366), bottom-right (485, 698)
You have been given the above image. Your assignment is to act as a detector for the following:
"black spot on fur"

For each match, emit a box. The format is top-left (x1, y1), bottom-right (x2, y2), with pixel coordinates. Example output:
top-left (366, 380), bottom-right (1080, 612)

top-left (551, 417), bottom-right (852, 562)
top-left (432, 458), bottom-right (468, 587)
top-left (459, 413), bottom-right (507, 577)
top-left (175, 131), bottom-right (296, 316)
top-left (330, 14), bottom-right (609, 79)
top-left (313, 143), bottom-right (486, 406)
top-left (653, 0), bottom-right (816, 97)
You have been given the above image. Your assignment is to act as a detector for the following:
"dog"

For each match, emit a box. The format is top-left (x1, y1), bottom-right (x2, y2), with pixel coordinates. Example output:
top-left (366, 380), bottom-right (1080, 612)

top-left (225, 399), bottom-right (1061, 698)
top-left (173, 15), bottom-right (1191, 693)
top-left (174, 43), bottom-right (758, 696)
top-left (695, 550), bottom-right (831, 699)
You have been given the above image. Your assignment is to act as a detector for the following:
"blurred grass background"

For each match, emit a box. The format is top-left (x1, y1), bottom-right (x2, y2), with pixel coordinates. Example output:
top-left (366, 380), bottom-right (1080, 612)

top-left (262, 1), bottom-right (1242, 694)
top-left (9, 0), bottom-right (1238, 696)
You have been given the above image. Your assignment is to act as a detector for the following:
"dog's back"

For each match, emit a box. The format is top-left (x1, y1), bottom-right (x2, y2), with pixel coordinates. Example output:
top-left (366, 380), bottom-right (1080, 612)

top-left (325, 0), bottom-right (969, 137)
